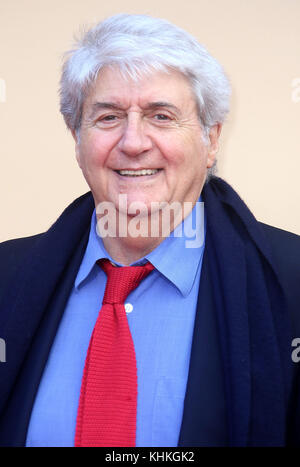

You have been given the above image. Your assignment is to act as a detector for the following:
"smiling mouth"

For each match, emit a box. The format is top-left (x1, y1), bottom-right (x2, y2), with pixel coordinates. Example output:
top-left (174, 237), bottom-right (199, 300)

top-left (115, 169), bottom-right (162, 177)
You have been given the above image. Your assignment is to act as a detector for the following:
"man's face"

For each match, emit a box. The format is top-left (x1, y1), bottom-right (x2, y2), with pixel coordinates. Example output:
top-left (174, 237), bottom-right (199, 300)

top-left (74, 66), bottom-right (221, 213)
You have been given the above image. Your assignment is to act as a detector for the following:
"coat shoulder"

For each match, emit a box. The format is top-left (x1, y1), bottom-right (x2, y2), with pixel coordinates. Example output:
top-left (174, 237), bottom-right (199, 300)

top-left (0, 234), bottom-right (42, 304)
top-left (0, 234), bottom-right (42, 265)
top-left (259, 222), bottom-right (300, 272)
top-left (259, 223), bottom-right (300, 334)
top-left (0, 192), bottom-right (93, 307)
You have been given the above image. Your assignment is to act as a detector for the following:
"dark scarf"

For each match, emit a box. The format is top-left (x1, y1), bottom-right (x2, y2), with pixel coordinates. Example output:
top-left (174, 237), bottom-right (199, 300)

top-left (202, 176), bottom-right (293, 446)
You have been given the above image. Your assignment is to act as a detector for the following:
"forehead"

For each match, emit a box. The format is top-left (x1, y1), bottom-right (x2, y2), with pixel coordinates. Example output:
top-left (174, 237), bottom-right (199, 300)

top-left (84, 65), bottom-right (196, 111)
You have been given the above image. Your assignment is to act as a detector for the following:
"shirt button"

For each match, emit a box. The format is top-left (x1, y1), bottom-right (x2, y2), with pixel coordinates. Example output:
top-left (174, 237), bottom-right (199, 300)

top-left (125, 303), bottom-right (133, 313)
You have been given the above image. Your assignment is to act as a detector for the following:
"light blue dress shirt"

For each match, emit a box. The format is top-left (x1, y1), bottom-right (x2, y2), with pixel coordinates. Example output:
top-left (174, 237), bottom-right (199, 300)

top-left (26, 201), bottom-right (205, 447)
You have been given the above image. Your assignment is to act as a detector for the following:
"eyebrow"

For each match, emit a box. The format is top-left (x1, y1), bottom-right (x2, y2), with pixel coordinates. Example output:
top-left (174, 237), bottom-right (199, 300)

top-left (88, 102), bottom-right (122, 120)
top-left (145, 101), bottom-right (180, 112)
top-left (88, 101), bottom-right (181, 119)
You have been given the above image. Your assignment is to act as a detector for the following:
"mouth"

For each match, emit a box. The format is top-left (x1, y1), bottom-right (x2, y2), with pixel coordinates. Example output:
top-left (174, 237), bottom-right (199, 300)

top-left (114, 169), bottom-right (162, 177)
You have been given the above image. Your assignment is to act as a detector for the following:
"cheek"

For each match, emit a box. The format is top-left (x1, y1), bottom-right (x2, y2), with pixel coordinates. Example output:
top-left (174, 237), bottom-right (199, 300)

top-left (158, 138), bottom-right (187, 168)
top-left (164, 146), bottom-right (206, 175)
top-left (79, 135), bottom-right (113, 169)
top-left (160, 131), bottom-right (206, 167)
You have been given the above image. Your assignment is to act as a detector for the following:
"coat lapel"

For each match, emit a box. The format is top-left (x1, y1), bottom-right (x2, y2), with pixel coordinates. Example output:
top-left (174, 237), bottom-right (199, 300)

top-left (0, 193), bottom-right (94, 445)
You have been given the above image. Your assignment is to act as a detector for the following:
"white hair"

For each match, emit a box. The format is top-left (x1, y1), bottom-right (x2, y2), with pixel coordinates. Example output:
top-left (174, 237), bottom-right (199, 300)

top-left (60, 13), bottom-right (230, 128)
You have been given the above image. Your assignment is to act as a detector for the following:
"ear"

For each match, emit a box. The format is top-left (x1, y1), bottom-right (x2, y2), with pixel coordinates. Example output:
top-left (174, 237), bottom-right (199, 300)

top-left (206, 123), bottom-right (222, 168)
top-left (71, 129), bottom-right (82, 168)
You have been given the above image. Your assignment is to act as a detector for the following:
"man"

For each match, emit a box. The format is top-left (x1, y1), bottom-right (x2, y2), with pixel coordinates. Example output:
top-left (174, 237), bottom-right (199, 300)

top-left (0, 14), bottom-right (300, 447)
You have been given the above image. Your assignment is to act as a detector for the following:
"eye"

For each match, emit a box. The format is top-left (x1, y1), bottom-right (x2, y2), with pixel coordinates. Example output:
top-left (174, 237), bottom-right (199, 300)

top-left (154, 113), bottom-right (170, 121)
top-left (96, 114), bottom-right (120, 127)
top-left (101, 115), bottom-right (117, 121)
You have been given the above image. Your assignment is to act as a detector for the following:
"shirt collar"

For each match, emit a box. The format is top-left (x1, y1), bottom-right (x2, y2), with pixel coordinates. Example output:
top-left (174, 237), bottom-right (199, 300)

top-left (75, 212), bottom-right (110, 290)
top-left (75, 199), bottom-right (205, 297)
top-left (145, 199), bottom-right (205, 297)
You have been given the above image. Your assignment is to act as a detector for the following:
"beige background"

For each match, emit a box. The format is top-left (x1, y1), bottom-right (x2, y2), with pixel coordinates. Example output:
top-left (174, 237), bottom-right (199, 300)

top-left (0, 0), bottom-right (299, 242)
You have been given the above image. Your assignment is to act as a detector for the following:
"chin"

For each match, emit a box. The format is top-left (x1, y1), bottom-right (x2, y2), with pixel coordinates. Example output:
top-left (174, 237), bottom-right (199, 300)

top-left (120, 194), bottom-right (157, 212)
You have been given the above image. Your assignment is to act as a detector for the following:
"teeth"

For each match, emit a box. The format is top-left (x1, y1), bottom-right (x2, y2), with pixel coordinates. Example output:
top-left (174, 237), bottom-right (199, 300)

top-left (118, 169), bottom-right (159, 176)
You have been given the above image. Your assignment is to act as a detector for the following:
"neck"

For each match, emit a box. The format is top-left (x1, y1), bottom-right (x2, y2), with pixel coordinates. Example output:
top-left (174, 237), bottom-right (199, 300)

top-left (96, 200), bottom-right (196, 265)
top-left (102, 235), bottom-right (164, 266)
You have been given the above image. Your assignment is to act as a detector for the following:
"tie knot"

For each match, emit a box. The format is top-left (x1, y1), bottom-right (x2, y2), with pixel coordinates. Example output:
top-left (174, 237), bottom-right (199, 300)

top-left (97, 258), bottom-right (154, 304)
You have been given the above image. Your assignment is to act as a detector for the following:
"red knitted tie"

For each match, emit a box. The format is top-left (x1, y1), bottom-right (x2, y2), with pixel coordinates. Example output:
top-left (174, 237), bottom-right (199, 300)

top-left (75, 258), bottom-right (154, 447)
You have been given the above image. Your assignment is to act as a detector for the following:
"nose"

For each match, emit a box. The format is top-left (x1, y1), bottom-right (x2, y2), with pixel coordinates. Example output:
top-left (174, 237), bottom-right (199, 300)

top-left (118, 113), bottom-right (152, 157)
